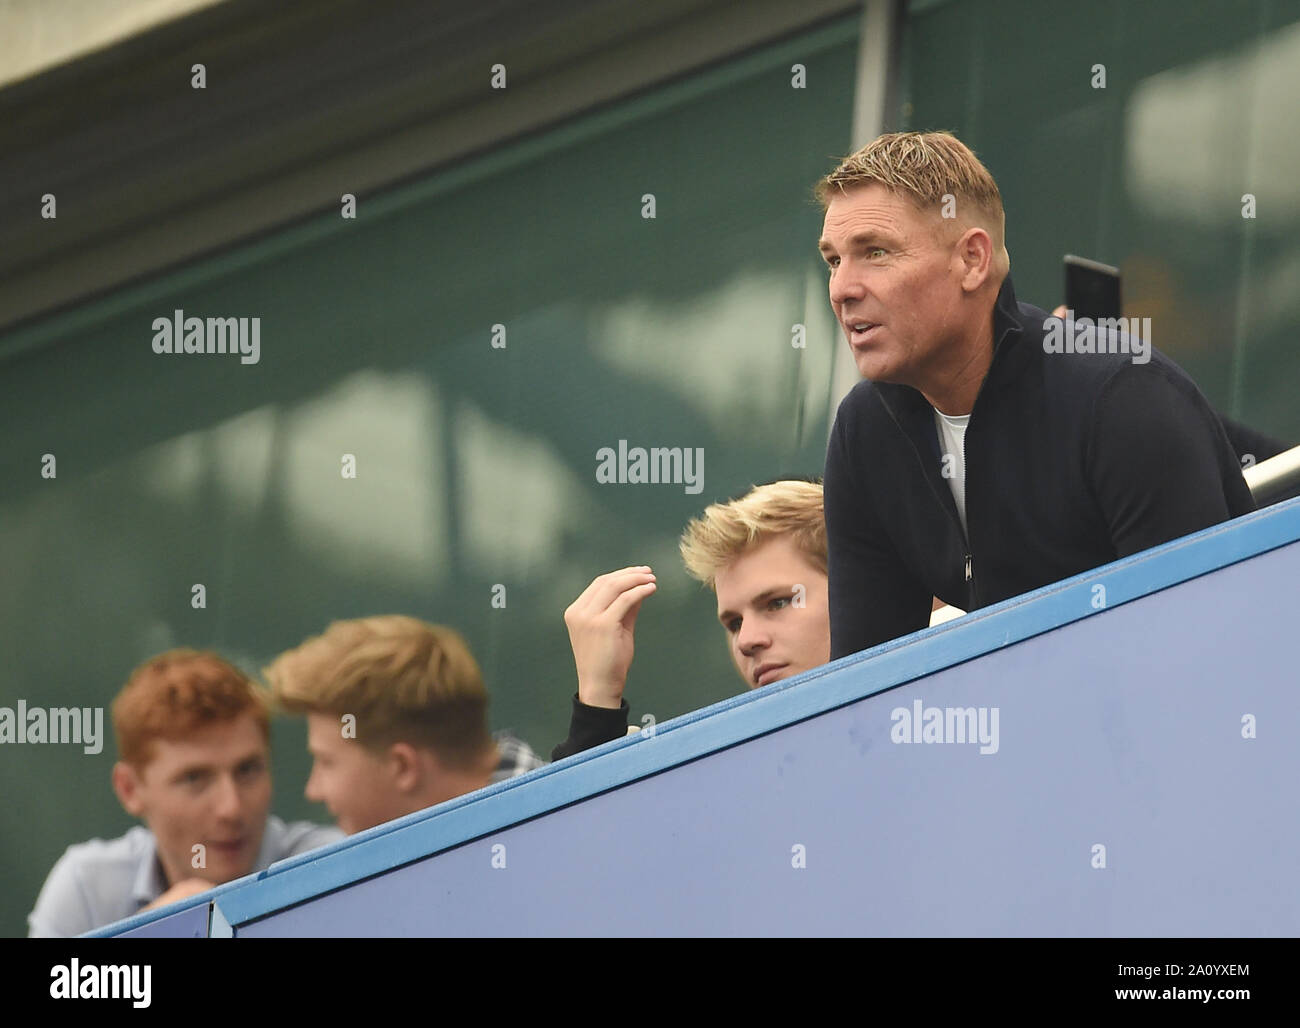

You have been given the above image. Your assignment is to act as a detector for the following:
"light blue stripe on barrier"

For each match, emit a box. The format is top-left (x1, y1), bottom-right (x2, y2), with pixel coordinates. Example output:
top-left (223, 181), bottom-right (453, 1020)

top-left (198, 496), bottom-right (1300, 931)
top-left (210, 901), bottom-right (233, 938)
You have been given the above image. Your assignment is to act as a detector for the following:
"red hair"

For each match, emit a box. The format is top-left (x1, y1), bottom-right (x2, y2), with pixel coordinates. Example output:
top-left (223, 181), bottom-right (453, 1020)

top-left (112, 649), bottom-right (270, 768)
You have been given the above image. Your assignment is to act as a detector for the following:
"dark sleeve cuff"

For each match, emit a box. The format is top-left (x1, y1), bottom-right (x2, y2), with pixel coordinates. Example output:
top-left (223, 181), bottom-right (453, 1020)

top-left (551, 694), bottom-right (630, 761)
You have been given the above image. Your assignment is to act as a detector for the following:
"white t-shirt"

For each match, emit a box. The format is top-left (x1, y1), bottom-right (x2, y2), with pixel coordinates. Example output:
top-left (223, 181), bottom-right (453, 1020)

top-left (934, 408), bottom-right (971, 536)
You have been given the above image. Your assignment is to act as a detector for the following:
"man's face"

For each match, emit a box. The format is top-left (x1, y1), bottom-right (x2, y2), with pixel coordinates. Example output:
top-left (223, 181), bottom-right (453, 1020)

top-left (115, 713), bottom-right (271, 888)
top-left (714, 536), bottom-right (830, 689)
top-left (819, 182), bottom-right (965, 386)
top-left (304, 712), bottom-right (408, 835)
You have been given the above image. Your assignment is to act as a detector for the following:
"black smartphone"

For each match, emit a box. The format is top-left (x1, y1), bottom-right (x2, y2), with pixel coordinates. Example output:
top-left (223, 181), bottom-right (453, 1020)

top-left (1064, 254), bottom-right (1121, 321)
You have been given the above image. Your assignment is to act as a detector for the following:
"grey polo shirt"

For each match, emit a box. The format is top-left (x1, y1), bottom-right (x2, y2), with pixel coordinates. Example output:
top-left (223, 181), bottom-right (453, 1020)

top-left (28, 815), bottom-right (342, 937)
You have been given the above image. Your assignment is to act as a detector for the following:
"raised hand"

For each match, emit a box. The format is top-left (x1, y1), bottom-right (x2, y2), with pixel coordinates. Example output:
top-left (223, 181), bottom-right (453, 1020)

top-left (563, 566), bottom-right (657, 709)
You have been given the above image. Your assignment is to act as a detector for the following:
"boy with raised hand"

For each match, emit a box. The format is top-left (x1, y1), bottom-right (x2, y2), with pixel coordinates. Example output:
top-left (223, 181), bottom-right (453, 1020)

top-left (554, 479), bottom-right (835, 758)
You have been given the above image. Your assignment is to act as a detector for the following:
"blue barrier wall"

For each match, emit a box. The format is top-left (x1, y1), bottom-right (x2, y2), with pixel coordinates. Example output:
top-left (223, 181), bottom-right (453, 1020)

top-left (115, 902), bottom-right (210, 939)
top-left (99, 498), bottom-right (1300, 937)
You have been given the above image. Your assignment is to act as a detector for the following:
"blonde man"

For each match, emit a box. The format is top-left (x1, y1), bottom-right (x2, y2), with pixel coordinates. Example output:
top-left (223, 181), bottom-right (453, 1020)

top-left (266, 616), bottom-right (544, 835)
top-left (819, 131), bottom-right (1252, 658)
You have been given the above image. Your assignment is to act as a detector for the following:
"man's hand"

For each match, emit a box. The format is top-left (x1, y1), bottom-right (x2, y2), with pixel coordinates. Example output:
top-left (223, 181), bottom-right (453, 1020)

top-left (142, 878), bottom-right (212, 911)
top-left (563, 566), bottom-right (657, 709)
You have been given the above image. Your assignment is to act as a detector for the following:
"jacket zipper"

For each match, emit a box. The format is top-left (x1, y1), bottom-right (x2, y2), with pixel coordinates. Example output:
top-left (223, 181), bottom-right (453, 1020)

top-left (961, 435), bottom-right (977, 604)
top-left (883, 404), bottom-right (981, 609)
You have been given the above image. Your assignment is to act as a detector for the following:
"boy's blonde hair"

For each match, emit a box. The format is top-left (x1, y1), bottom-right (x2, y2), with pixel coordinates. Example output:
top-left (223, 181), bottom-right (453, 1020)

top-left (265, 615), bottom-right (492, 770)
top-left (679, 480), bottom-right (825, 589)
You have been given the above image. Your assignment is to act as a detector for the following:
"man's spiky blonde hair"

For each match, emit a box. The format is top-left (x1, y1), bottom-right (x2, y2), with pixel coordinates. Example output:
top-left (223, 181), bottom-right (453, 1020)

top-left (679, 480), bottom-right (825, 589)
top-left (815, 130), bottom-right (1008, 268)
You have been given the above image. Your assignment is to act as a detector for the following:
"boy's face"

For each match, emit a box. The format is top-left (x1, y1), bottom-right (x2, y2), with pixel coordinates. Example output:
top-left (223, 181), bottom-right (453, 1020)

top-left (303, 712), bottom-right (410, 835)
top-left (713, 536), bottom-right (831, 689)
top-left (113, 712), bottom-right (271, 888)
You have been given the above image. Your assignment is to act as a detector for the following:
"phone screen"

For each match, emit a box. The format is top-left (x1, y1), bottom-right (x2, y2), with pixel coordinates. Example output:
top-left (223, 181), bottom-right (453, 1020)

top-left (1064, 255), bottom-right (1121, 322)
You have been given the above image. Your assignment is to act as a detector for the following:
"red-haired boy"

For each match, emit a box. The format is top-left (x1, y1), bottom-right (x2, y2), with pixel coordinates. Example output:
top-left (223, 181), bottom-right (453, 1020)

top-left (28, 649), bottom-right (340, 937)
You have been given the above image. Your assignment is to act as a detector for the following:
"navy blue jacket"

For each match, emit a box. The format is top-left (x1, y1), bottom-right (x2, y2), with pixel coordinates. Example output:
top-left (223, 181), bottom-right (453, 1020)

top-left (824, 274), bottom-right (1256, 659)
